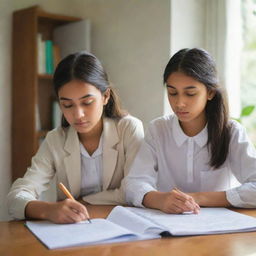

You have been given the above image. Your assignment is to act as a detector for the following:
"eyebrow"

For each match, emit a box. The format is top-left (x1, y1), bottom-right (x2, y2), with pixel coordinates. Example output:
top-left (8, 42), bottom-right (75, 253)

top-left (59, 94), bottom-right (95, 101)
top-left (167, 85), bottom-right (197, 90)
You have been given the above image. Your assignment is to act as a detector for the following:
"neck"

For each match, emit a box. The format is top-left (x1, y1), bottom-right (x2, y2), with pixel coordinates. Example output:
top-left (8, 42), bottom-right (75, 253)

top-left (180, 115), bottom-right (207, 137)
top-left (78, 118), bottom-right (103, 143)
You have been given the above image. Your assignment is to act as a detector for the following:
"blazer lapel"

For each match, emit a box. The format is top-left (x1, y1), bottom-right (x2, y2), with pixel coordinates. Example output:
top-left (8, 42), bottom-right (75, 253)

top-left (102, 118), bottom-right (119, 190)
top-left (63, 127), bottom-right (81, 198)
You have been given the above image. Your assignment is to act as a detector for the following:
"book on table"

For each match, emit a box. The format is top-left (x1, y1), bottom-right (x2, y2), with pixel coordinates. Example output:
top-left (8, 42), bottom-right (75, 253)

top-left (25, 206), bottom-right (256, 249)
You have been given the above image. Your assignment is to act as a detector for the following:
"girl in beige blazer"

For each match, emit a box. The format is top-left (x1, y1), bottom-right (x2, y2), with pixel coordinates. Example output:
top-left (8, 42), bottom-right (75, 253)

top-left (7, 52), bottom-right (144, 223)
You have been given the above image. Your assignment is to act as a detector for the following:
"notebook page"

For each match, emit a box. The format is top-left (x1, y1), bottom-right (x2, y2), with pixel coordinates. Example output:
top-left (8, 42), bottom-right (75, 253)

top-left (26, 218), bottom-right (139, 249)
top-left (126, 207), bottom-right (256, 236)
top-left (107, 206), bottom-right (163, 236)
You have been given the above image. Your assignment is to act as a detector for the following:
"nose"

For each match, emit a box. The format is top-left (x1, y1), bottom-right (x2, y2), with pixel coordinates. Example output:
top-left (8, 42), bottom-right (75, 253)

top-left (74, 106), bottom-right (85, 119)
top-left (175, 96), bottom-right (186, 108)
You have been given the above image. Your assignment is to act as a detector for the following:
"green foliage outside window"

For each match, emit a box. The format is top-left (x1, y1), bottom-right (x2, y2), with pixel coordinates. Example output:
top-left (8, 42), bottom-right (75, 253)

top-left (233, 105), bottom-right (255, 123)
top-left (241, 0), bottom-right (256, 144)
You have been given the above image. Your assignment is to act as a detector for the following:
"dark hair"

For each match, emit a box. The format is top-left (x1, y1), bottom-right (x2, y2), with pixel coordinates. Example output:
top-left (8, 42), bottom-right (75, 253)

top-left (163, 48), bottom-right (231, 169)
top-left (53, 51), bottom-right (127, 127)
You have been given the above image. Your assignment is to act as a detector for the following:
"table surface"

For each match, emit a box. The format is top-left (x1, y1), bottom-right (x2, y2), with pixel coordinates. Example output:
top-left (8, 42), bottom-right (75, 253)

top-left (1, 205), bottom-right (256, 256)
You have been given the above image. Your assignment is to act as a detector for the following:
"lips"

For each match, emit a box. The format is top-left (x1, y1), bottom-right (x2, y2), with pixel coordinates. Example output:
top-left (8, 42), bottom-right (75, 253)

top-left (176, 111), bottom-right (189, 115)
top-left (74, 121), bottom-right (90, 126)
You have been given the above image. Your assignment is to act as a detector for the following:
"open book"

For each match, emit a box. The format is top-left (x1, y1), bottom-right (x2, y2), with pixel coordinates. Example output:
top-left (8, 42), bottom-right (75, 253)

top-left (26, 206), bottom-right (256, 249)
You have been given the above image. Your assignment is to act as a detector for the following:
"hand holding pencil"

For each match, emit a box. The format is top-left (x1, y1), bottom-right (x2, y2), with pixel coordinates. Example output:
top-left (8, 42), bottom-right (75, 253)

top-left (56, 182), bottom-right (91, 223)
top-left (142, 188), bottom-right (200, 215)
top-left (172, 188), bottom-right (200, 214)
top-left (145, 187), bottom-right (200, 214)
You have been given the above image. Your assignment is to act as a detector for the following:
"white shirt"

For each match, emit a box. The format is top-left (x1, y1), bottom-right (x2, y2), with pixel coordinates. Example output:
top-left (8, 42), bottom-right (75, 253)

top-left (80, 136), bottom-right (103, 196)
top-left (125, 115), bottom-right (256, 208)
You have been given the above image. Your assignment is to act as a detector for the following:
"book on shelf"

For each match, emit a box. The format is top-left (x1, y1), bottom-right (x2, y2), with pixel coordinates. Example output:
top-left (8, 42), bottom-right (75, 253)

top-left (37, 34), bottom-right (61, 75)
top-left (37, 19), bottom-right (91, 76)
top-left (26, 206), bottom-right (256, 249)
top-left (37, 33), bottom-right (46, 74)
top-left (52, 101), bottom-right (62, 129)
top-left (35, 103), bottom-right (41, 131)
top-left (45, 40), bottom-right (54, 74)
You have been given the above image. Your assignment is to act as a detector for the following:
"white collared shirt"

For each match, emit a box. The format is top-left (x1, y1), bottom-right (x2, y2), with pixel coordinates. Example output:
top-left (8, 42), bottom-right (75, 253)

top-left (80, 136), bottom-right (103, 196)
top-left (125, 114), bottom-right (256, 208)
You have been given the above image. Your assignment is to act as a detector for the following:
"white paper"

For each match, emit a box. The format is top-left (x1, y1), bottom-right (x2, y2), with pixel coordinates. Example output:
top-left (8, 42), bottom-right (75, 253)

top-left (126, 207), bottom-right (256, 236)
top-left (26, 217), bottom-right (157, 249)
top-left (107, 206), bottom-right (164, 235)
top-left (26, 207), bottom-right (256, 249)
top-left (26, 219), bottom-right (136, 249)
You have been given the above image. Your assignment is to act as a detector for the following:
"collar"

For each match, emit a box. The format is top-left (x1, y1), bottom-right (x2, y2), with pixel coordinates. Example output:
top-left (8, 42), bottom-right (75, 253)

top-left (80, 135), bottom-right (103, 158)
top-left (172, 115), bottom-right (208, 148)
top-left (64, 126), bottom-right (80, 154)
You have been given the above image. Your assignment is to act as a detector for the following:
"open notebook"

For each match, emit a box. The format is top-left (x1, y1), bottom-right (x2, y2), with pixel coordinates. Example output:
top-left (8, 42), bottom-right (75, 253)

top-left (26, 206), bottom-right (256, 249)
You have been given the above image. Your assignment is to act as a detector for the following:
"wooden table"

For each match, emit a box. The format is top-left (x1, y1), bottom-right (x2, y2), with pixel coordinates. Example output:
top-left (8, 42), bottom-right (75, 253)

top-left (1, 205), bottom-right (256, 256)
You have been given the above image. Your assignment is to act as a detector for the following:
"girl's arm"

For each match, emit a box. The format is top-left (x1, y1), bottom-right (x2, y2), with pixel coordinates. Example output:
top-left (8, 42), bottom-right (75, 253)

top-left (225, 121), bottom-right (256, 208)
top-left (7, 130), bottom-right (60, 219)
top-left (188, 191), bottom-right (231, 207)
top-left (143, 189), bottom-right (200, 214)
top-left (124, 122), bottom-right (160, 207)
top-left (25, 199), bottom-right (89, 224)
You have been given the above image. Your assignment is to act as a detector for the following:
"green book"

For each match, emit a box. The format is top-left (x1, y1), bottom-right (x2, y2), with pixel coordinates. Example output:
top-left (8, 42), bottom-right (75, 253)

top-left (45, 40), bottom-right (54, 74)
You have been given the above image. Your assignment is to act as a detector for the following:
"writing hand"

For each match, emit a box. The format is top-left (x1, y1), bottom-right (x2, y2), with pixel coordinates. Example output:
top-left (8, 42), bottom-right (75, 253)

top-left (45, 199), bottom-right (90, 224)
top-left (160, 189), bottom-right (200, 214)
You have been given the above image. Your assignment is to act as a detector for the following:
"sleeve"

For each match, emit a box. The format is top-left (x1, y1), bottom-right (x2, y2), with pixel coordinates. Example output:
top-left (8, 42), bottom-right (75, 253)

top-left (226, 121), bottom-right (256, 208)
top-left (7, 136), bottom-right (56, 219)
top-left (124, 123), bottom-right (159, 207)
top-left (82, 116), bottom-right (144, 205)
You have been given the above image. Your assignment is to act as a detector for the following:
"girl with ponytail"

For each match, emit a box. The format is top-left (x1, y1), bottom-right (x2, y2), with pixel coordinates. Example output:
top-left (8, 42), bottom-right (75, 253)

top-left (8, 52), bottom-right (144, 223)
top-left (125, 48), bottom-right (256, 213)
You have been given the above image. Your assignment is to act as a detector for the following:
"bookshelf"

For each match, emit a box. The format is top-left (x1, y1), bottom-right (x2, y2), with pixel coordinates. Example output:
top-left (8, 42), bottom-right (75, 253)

top-left (11, 6), bottom-right (81, 181)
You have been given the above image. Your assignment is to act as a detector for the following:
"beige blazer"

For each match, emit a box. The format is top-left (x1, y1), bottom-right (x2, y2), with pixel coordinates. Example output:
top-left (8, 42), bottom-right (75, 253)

top-left (7, 115), bottom-right (144, 219)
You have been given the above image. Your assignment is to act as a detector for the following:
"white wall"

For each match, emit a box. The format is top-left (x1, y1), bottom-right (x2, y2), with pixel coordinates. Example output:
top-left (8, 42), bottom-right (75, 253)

top-left (71, 0), bottom-right (171, 125)
top-left (170, 0), bottom-right (206, 54)
top-left (163, 0), bottom-right (206, 115)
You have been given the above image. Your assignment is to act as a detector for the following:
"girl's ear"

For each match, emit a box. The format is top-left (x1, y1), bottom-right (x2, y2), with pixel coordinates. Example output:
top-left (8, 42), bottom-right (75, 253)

top-left (103, 88), bottom-right (111, 105)
top-left (207, 89), bottom-right (216, 100)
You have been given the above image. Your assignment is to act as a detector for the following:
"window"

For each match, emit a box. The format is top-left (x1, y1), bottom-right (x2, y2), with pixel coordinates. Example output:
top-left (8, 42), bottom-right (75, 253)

top-left (241, 0), bottom-right (256, 144)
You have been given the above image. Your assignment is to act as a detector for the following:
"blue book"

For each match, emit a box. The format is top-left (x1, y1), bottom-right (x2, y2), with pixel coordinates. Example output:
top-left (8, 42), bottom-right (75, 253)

top-left (45, 40), bottom-right (54, 74)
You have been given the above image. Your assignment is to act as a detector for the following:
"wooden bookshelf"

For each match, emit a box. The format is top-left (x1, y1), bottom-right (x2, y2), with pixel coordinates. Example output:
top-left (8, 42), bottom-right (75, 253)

top-left (11, 6), bottom-right (81, 181)
top-left (38, 74), bottom-right (53, 80)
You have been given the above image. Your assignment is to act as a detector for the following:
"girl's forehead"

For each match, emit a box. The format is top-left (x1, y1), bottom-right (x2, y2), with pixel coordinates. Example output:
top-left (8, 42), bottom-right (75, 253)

top-left (59, 80), bottom-right (98, 93)
top-left (167, 72), bottom-right (205, 89)
top-left (58, 80), bottom-right (101, 99)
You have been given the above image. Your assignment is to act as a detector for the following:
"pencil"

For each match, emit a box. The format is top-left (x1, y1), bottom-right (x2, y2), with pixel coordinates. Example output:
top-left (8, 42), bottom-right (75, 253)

top-left (174, 187), bottom-right (182, 193)
top-left (58, 182), bottom-right (91, 223)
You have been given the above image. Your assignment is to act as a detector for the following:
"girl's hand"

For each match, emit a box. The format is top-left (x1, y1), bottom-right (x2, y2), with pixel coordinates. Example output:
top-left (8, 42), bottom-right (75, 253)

top-left (143, 190), bottom-right (200, 214)
top-left (45, 199), bottom-right (90, 224)
top-left (160, 189), bottom-right (200, 214)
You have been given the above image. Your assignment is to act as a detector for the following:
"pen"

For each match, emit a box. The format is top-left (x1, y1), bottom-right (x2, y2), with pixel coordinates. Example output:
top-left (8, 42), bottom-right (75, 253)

top-left (173, 187), bottom-right (200, 214)
top-left (58, 182), bottom-right (91, 223)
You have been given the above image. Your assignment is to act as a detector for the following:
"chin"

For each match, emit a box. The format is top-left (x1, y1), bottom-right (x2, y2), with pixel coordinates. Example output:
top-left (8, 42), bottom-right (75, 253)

top-left (73, 125), bottom-right (91, 134)
top-left (176, 114), bottom-right (191, 121)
